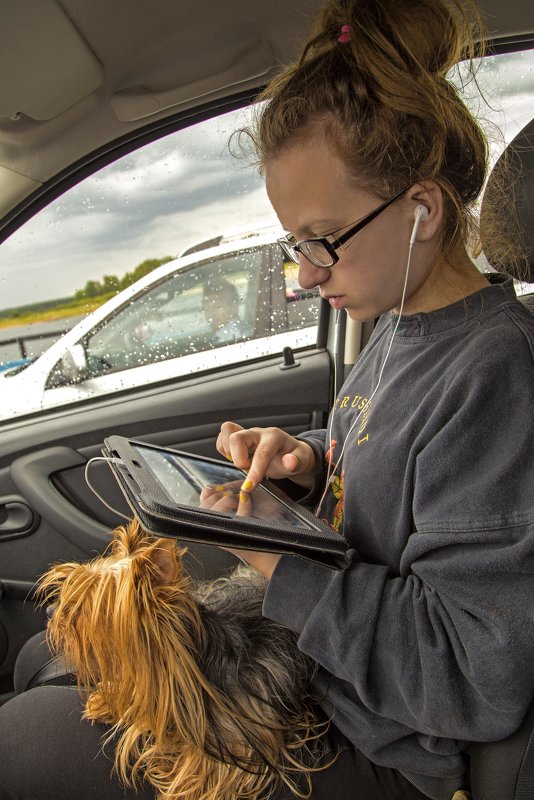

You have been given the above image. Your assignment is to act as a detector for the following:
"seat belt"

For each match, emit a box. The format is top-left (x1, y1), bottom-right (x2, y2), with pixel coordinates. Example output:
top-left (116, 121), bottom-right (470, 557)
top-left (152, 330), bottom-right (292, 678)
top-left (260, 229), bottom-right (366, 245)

top-left (25, 655), bottom-right (74, 691)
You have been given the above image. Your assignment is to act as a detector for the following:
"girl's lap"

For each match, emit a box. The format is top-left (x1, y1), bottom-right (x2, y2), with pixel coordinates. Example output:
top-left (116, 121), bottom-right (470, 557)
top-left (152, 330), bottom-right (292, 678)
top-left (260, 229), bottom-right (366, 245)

top-left (0, 680), bottom-right (428, 800)
top-left (0, 684), bottom-right (155, 800)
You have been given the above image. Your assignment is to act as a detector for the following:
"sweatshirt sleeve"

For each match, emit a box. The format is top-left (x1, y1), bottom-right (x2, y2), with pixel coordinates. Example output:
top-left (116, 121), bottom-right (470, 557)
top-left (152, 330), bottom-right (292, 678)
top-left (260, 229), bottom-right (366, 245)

top-left (264, 348), bottom-right (534, 742)
top-left (293, 429), bottom-right (328, 507)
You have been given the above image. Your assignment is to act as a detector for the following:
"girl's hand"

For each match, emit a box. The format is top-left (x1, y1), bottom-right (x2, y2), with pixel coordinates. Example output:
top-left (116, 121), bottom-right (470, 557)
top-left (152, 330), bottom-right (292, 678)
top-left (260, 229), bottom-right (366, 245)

top-left (200, 481), bottom-right (282, 578)
top-left (224, 488), bottom-right (281, 578)
top-left (216, 421), bottom-right (317, 492)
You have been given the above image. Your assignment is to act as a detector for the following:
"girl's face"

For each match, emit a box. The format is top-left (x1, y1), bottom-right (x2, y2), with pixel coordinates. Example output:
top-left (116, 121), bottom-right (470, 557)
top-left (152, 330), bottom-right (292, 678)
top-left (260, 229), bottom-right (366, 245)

top-left (265, 138), bottom-right (445, 320)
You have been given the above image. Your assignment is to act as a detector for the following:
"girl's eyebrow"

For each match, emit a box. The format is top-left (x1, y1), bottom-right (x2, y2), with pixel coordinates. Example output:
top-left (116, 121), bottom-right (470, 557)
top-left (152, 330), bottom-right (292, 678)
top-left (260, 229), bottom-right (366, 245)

top-left (286, 219), bottom-right (343, 238)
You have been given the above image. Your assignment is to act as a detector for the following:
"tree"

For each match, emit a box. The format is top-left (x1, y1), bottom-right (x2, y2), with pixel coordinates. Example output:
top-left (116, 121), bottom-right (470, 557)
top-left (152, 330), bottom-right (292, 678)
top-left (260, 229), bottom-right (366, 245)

top-left (102, 274), bottom-right (120, 293)
top-left (73, 257), bottom-right (174, 298)
top-left (119, 257), bottom-right (173, 290)
top-left (75, 279), bottom-right (103, 299)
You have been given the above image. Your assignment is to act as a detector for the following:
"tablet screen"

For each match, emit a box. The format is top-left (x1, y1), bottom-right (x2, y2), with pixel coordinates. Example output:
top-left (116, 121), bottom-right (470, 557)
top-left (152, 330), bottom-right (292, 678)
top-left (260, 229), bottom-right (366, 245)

top-left (131, 443), bottom-right (317, 530)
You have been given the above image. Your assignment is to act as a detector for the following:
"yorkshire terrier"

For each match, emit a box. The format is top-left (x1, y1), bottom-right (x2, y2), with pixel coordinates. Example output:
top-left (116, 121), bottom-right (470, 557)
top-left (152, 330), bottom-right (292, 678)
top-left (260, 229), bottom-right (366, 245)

top-left (38, 520), bottom-right (324, 800)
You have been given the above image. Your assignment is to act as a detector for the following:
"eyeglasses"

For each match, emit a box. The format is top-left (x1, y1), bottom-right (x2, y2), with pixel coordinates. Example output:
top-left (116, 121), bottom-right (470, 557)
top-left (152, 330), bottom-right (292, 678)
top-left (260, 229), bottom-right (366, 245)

top-left (277, 186), bottom-right (408, 268)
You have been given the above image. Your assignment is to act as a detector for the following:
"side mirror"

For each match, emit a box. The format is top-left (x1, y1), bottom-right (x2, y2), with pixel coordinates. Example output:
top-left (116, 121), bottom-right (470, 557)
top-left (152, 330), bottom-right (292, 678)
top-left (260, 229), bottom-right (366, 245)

top-left (58, 343), bottom-right (88, 383)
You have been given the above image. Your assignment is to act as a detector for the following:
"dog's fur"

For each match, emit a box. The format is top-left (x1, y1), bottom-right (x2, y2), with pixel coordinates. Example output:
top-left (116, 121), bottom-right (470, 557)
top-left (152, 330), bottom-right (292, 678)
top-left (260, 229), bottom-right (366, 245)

top-left (38, 521), bottom-right (323, 800)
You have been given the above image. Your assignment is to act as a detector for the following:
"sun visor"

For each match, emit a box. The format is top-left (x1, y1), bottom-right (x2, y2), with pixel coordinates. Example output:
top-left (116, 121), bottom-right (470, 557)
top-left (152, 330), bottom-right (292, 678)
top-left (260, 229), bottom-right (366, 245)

top-left (110, 41), bottom-right (275, 123)
top-left (0, 166), bottom-right (41, 216)
top-left (0, 0), bottom-right (103, 121)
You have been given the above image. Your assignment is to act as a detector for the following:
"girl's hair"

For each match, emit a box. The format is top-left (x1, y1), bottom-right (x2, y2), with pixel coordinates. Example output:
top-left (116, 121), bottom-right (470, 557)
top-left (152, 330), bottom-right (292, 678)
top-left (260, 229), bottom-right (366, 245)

top-left (242, 0), bottom-right (521, 269)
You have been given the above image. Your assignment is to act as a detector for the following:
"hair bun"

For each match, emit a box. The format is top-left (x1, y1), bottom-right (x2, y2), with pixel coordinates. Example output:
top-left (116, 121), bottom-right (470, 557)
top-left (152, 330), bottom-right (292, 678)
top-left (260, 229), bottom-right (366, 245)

top-left (313, 0), bottom-right (483, 78)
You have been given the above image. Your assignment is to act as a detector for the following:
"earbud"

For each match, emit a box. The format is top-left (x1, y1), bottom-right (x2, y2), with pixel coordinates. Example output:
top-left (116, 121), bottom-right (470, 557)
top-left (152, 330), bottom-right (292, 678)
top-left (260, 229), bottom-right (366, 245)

top-left (414, 205), bottom-right (429, 223)
top-left (410, 204), bottom-right (429, 245)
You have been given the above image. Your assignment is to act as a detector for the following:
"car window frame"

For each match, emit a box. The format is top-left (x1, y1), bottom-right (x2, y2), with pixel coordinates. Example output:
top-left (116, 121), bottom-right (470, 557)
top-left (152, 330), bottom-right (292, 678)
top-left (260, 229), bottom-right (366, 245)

top-left (0, 91), bottom-right (330, 423)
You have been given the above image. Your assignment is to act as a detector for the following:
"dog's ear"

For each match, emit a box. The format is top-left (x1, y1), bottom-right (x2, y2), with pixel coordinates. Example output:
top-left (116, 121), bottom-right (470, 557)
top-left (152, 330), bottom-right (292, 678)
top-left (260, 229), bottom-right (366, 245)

top-left (112, 518), bottom-right (148, 555)
top-left (111, 522), bottom-right (183, 587)
top-left (150, 538), bottom-right (180, 586)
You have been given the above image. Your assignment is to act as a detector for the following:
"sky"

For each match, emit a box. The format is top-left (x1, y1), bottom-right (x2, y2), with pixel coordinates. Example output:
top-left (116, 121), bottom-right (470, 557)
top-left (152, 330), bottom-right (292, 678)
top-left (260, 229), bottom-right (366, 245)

top-left (0, 51), bottom-right (533, 311)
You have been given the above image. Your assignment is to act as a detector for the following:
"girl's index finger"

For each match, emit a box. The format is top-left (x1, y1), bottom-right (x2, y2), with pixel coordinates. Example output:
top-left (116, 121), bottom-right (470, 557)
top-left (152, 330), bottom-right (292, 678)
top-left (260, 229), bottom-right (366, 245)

top-left (240, 445), bottom-right (278, 493)
top-left (241, 474), bottom-right (255, 494)
top-left (243, 450), bottom-right (274, 491)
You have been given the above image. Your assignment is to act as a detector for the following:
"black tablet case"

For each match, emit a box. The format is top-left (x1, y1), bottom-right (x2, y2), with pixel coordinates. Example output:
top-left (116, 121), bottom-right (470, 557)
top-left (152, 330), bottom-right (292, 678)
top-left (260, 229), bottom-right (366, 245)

top-left (103, 436), bottom-right (349, 570)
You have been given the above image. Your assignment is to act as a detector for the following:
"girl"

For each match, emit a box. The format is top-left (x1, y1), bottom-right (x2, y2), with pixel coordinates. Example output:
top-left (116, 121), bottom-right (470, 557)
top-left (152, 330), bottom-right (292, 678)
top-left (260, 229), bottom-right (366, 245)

top-left (214, 0), bottom-right (534, 798)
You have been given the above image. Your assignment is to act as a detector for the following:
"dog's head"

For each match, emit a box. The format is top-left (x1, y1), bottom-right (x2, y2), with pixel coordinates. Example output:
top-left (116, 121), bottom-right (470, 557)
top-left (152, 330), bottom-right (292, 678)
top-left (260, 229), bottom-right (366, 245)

top-left (38, 521), bottom-right (205, 727)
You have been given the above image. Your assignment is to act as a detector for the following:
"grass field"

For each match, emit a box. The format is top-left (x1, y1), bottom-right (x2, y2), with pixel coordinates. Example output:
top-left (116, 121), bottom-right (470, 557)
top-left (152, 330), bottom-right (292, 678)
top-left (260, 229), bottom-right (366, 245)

top-left (0, 295), bottom-right (114, 330)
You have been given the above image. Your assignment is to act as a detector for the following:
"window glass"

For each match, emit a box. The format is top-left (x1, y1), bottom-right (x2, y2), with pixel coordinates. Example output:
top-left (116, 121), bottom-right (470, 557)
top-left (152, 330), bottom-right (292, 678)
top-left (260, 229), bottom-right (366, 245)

top-left (0, 106), bottom-right (319, 420)
top-left (451, 49), bottom-right (534, 293)
top-left (77, 250), bottom-right (263, 380)
top-left (283, 258), bottom-right (321, 330)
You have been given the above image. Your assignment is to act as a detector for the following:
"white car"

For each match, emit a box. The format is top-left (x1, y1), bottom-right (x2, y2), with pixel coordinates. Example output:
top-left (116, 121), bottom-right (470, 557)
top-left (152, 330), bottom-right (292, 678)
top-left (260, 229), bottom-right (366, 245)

top-left (0, 230), bottom-right (319, 420)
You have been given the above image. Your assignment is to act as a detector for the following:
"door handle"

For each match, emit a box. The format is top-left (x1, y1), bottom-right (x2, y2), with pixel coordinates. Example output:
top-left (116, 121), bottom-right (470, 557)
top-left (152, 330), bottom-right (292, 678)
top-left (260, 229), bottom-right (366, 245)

top-left (0, 495), bottom-right (37, 539)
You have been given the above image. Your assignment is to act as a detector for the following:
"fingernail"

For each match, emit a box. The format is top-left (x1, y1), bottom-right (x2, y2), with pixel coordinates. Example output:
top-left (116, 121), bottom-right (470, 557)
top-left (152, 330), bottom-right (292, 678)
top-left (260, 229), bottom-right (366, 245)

top-left (239, 491), bottom-right (249, 503)
top-left (224, 451), bottom-right (233, 462)
top-left (222, 491), bottom-right (233, 498)
top-left (242, 479), bottom-right (253, 491)
top-left (214, 485), bottom-right (226, 492)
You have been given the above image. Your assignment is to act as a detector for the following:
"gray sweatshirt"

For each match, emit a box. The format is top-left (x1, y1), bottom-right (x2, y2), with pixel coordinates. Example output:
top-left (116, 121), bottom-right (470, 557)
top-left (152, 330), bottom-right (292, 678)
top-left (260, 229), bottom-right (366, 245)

top-left (263, 278), bottom-right (534, 799)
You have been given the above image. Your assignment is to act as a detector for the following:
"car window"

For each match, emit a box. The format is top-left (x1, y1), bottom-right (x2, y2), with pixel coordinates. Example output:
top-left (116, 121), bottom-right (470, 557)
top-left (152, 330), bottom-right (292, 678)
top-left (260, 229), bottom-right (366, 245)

top-left (451, 48), bottom-right (534, 293)
top-left (283, 257), bottom-right (321, 330)
top-left (0, 105), bottom-right (320, 419)
top-left (72, 249), bottom-right (264, 381)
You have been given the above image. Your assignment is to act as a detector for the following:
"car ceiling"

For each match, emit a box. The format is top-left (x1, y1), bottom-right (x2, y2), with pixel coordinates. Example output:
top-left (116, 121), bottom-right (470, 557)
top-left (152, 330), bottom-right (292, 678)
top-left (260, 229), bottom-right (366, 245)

top-left (0, 0), bottom-right (532, 235)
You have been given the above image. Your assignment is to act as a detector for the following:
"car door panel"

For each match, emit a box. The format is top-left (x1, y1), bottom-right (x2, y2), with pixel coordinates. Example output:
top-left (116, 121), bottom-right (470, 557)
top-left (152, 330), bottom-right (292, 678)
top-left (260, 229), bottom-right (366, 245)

top-left (0, 349), bottom-right (328, 463)
top-left (0, 346), bottom-right (331, 698)
top-left (0, 465), bottom-right (92, 699)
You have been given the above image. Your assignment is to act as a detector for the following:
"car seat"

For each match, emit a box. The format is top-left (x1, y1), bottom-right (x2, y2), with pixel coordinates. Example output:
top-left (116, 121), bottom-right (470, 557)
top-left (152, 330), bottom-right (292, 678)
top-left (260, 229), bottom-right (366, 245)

top-left (480, 116), bottom-right (534, 311)
top-left (467, 117), bottom-right (534, 800)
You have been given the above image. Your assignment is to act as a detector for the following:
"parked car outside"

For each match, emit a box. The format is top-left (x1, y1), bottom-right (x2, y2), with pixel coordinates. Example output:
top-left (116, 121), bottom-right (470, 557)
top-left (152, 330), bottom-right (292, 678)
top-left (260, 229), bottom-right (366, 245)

top-left (0, 229), bottom-right (318, 421)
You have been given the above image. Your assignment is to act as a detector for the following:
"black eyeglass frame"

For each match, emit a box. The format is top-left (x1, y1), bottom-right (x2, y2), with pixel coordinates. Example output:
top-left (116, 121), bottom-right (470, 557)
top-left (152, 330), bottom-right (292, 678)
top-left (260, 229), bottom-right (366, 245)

top-left (277, 186), bottom-right (409, 268)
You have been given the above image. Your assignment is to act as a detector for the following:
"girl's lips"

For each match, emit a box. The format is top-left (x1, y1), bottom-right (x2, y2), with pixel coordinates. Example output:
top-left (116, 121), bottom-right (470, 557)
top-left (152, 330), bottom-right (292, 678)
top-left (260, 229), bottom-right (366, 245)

top-left (326, 296), bottom-right (345, 309)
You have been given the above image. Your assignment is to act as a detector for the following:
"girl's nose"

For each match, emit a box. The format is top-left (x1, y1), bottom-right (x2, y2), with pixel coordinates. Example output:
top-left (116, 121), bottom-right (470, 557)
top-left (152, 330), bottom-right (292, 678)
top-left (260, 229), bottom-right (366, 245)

top-left (298, 256), bottom-right (330, 290)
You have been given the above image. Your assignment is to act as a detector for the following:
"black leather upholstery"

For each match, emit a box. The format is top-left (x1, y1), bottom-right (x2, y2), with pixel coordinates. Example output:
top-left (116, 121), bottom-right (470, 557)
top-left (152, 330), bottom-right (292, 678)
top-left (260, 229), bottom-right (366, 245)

top-left (469, 699), bottom-right (534, 800)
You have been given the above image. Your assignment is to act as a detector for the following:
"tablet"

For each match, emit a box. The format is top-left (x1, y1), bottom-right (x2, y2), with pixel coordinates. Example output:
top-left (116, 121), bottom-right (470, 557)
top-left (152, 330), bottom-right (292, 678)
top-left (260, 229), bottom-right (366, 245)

top-left (102, 436), bottom-right (349, 569)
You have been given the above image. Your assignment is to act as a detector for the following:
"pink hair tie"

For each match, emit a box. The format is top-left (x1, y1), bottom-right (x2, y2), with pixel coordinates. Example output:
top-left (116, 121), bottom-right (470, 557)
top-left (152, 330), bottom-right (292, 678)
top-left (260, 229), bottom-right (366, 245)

top-left (338, 24), bottom-right (352, 43)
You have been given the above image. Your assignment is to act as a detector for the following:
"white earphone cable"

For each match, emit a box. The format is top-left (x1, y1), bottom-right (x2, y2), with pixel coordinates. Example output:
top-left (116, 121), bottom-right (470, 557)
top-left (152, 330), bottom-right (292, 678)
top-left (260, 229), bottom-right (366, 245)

top-left (84, 456), bottom-right (131, 521)
top-left (321, 310), bottom-right (342, 500)
top-left (315, 210), bottom-right (423, 516)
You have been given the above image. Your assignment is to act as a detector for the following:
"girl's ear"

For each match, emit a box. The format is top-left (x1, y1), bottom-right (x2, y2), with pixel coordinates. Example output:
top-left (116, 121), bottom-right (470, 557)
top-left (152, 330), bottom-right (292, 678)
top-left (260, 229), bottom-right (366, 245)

top-left (150, 538), bottom-right (180, 585)
top-left (408, 182), bottom-right (443, 242)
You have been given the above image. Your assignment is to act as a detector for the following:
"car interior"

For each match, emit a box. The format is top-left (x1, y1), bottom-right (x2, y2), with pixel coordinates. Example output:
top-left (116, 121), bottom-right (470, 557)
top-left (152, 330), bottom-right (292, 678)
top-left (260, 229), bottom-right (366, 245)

top-left (0, 1), bottom-right (533, 798)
